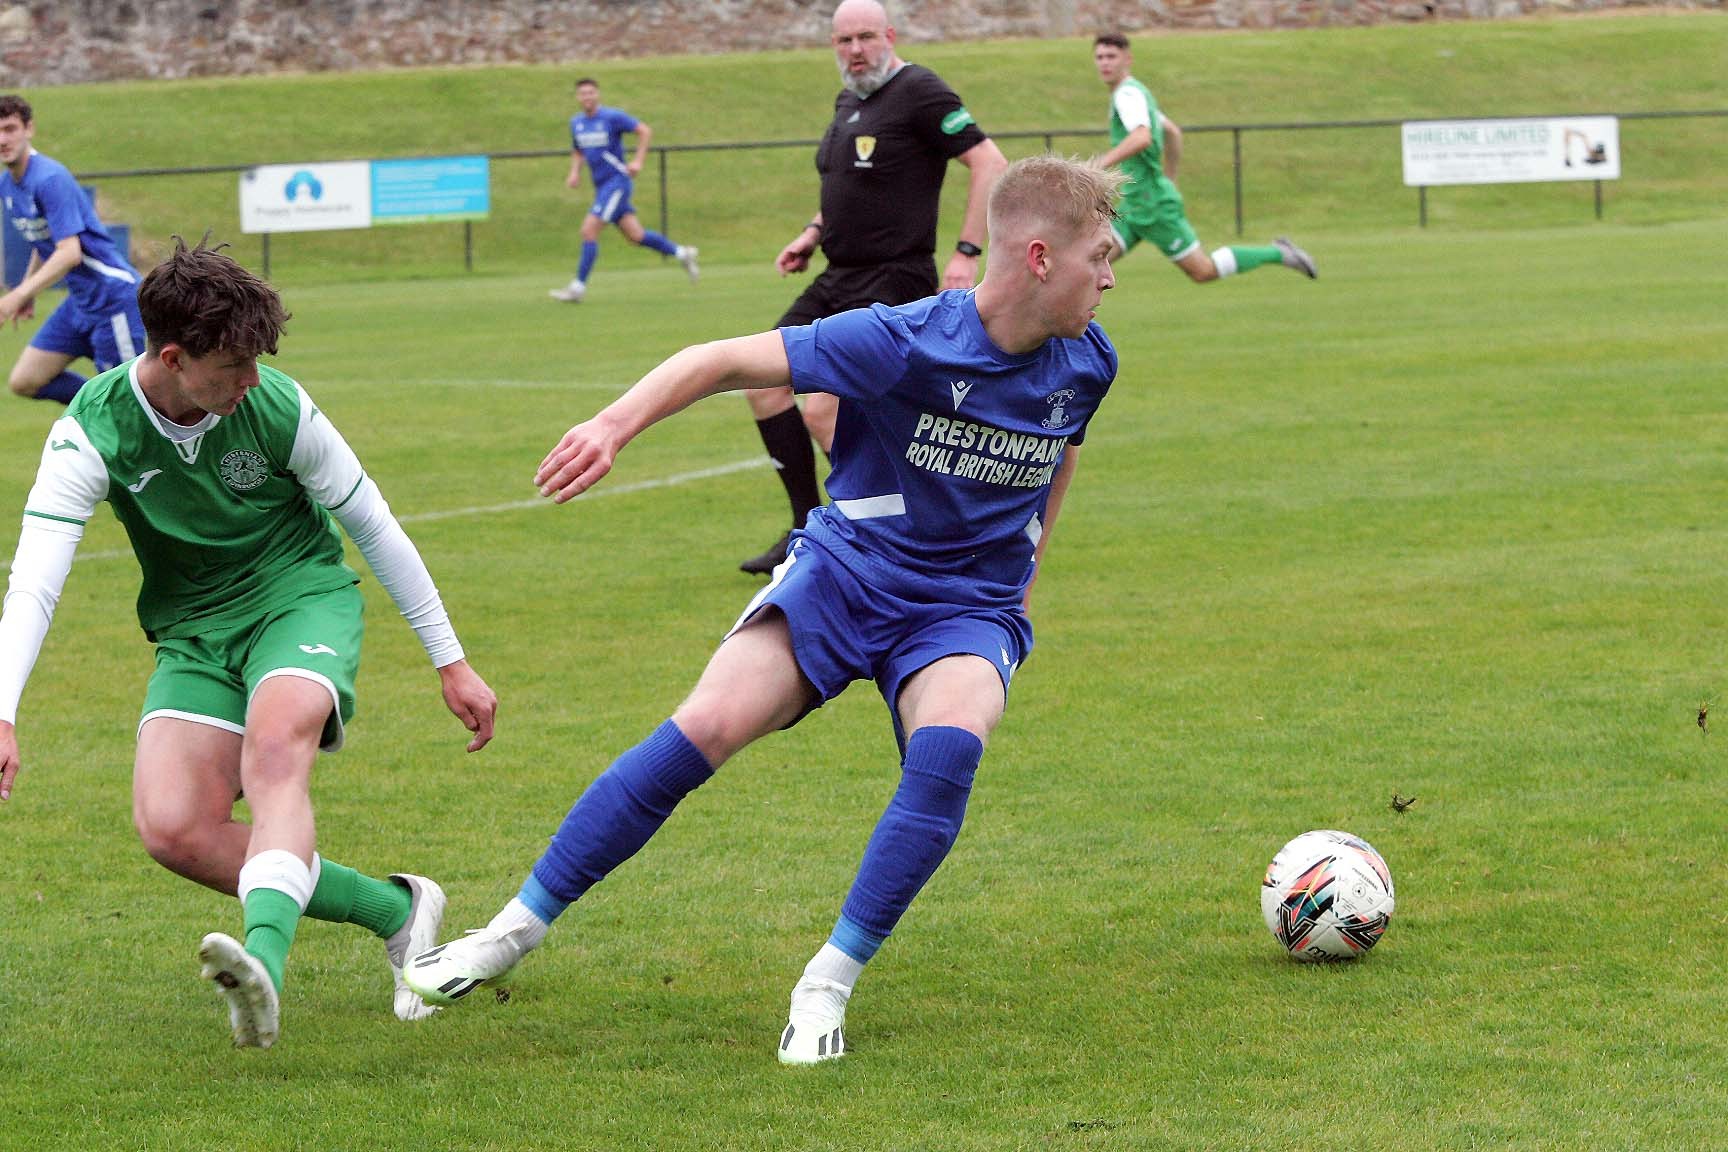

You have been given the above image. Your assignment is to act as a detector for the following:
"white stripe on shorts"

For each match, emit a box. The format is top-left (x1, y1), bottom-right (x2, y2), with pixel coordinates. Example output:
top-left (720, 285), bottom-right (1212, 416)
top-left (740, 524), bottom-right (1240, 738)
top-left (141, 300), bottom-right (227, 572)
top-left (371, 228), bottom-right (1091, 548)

top-left (727, 540), bottom-right (799, 639)
top-left (832, 494), bottom-right (905, 520)
top-left (110, 311), bottom-right (137, 363)
top-left (599, 188), bottom-right (624, 222)
top-left (138, 709), bottom-right (246, 738)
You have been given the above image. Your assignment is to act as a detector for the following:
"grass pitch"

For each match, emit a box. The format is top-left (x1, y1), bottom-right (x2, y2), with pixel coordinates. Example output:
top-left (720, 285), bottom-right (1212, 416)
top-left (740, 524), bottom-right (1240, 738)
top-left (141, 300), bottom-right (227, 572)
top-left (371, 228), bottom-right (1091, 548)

top-left (2, 14), bottom-right (1728, 1151)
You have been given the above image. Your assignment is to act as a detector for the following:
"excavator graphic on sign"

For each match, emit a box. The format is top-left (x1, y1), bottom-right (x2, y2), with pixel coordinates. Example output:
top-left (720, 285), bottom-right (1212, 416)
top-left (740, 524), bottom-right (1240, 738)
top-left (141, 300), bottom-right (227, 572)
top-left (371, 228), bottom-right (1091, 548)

top-left (1563, 128), bottom-right (1608, 168)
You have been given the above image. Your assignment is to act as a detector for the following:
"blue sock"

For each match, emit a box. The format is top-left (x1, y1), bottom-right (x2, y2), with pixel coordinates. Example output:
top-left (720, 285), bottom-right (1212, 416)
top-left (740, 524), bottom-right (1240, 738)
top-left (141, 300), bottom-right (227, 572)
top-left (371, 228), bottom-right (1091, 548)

top-left (528, 719), bottom-right (715, 912)
top-left (36, 371), bottom-right (86, 405)
top-left (638, 230), bottom-right (678, 256)
top-left (836, 725), bottom-right (983, 958)
top-left (577, 241), bottom-right (599, 283)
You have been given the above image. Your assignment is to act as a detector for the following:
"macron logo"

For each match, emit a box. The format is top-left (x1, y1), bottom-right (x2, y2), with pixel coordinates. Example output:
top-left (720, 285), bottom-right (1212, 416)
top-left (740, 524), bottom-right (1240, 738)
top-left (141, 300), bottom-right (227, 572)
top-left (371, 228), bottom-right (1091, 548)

top-left (298, 644), bottom-right (337, 656)
top-left (950, 379), bottom-right (974, 410)
top-left (126, 469), bottom-right (163, 494)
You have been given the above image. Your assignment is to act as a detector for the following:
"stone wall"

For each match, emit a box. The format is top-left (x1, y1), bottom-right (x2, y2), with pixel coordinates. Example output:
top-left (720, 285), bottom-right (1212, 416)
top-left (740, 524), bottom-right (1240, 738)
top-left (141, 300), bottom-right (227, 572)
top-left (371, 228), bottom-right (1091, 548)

top-left (0, 0), bottom-right (1714, 89)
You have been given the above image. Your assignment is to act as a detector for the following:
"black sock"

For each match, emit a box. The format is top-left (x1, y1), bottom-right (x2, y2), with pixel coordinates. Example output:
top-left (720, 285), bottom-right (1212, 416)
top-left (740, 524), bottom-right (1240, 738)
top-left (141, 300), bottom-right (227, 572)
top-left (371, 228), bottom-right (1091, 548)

top-left (756, 408), bottom-right (821, 529)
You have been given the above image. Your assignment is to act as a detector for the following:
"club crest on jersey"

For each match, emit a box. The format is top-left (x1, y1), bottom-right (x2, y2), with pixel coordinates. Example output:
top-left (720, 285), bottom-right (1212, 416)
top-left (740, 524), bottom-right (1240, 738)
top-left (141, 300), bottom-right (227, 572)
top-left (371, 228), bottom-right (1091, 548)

top-left (1041, 389), bottom-right (1077, 430)
top-left (219, 449), bottom-right (270, 492)
top-left (853, 135), bottom-right (876, 167)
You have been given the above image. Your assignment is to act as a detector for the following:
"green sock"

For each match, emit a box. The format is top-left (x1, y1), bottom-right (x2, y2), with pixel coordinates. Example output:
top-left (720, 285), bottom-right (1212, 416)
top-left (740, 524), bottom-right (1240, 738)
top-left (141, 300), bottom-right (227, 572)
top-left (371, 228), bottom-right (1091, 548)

top-left (303, 858), bottom-right (410, 939)
top-left (1228, 244), bottom-right (1284, 273)
top-left (243, 888), bottom-right (302, 994)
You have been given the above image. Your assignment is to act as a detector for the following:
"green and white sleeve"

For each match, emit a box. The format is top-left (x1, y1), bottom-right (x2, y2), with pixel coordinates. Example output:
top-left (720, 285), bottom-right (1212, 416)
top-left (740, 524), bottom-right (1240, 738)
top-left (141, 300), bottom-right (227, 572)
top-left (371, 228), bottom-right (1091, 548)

top-left (1112, 84), bottom-right (1154, 134)
top-left (286, 384), bottom-right (466, 668)
top-left (0, 417), bottom-right (109, 724)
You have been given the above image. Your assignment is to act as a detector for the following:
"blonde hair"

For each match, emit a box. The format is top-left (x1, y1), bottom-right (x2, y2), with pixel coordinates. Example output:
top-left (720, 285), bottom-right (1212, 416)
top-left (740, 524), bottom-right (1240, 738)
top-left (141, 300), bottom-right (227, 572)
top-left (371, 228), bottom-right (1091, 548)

top-left (987, 155), bottom-right (1125, 246)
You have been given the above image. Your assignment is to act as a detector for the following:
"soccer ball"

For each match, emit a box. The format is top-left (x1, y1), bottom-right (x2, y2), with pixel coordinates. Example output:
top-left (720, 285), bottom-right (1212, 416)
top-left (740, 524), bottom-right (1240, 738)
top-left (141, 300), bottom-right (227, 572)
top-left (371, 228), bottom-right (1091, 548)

top-left (1260, 830), bottom-right (1395, 962)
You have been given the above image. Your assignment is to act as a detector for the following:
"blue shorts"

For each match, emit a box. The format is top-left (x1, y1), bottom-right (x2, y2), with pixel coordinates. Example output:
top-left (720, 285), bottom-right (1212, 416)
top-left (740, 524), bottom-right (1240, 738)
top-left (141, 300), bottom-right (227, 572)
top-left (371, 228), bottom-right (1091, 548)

top-left (729, 534), bottom-right (1033, 741)
top-left (589, 178), bottom-right (635, 224)
top-left (32, 292), bottom-right (145, 372)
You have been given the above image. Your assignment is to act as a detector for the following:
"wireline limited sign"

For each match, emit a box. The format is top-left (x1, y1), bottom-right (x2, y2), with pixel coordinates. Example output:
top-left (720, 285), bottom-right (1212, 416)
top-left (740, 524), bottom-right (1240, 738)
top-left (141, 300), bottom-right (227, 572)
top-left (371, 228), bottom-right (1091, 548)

top-left (1401, 117), bottom-right (1620, 186)
top-left (240, 156), bottom-right (490, 233)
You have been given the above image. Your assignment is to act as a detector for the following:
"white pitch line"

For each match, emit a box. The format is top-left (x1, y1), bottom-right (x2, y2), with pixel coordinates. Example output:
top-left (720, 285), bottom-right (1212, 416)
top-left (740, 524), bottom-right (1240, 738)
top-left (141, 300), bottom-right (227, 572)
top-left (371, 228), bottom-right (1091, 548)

top-left (0, 457), bottom-right (769, 571)
top-left (397, 456), bottom-right (769, 523)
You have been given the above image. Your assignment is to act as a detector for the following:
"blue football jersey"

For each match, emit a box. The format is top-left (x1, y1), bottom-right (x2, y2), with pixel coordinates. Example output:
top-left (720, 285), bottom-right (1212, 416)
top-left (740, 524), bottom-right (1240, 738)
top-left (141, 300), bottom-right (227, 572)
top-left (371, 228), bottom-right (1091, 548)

top-left (781, 290), bottom-right (1117, 607)
top-left (0, 150), bottom-right (137, 310)
top-left (569, 107), bottom-right (640, 184)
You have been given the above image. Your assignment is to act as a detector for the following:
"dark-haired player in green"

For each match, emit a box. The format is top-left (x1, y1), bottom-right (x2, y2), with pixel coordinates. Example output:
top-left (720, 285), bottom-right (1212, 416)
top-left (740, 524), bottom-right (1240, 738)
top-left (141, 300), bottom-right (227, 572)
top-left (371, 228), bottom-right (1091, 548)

top-left (0, 237), bottom-right (498, 1049)
top-left (1092, 33), bottom-right (1316, 282)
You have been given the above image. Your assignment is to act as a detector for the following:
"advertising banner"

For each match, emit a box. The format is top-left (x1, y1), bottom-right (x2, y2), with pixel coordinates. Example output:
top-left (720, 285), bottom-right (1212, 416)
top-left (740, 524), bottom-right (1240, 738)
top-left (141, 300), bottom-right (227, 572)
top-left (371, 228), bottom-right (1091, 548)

top-left (239, 162), bottom-right (372, 233)
top-left (240, 156), bottom-right (491, 233)
top-left (1401, 117), bottom-right (1620, 187)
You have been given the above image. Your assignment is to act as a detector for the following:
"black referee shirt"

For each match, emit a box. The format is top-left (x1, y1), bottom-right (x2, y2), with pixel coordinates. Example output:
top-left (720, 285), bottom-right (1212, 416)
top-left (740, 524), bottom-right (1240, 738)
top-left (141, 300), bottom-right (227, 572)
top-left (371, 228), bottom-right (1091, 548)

top-left (815, 63), bottom-right (989, 268)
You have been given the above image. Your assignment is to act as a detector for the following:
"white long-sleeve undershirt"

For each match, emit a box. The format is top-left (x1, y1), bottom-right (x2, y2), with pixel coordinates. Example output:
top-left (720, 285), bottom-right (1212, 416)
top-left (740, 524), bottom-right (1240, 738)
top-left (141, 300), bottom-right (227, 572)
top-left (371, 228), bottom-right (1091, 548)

top-left (0, 377), bottom-right (465, 725)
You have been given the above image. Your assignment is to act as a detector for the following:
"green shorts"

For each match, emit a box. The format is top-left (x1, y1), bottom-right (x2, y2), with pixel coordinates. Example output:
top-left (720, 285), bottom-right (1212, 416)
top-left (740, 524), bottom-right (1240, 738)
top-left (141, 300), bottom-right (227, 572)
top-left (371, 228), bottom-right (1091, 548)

top-left (1115, 190), bottom-right (1201, 262)
top-left (141, 585), bottom-right (365, 753)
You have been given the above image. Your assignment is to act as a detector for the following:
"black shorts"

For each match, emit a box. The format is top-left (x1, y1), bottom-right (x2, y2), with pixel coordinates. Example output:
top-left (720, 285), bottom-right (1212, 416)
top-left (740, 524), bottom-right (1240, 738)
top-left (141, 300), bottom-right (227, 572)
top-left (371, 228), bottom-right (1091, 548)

top-left (776, 258), bottom-right (940, 327)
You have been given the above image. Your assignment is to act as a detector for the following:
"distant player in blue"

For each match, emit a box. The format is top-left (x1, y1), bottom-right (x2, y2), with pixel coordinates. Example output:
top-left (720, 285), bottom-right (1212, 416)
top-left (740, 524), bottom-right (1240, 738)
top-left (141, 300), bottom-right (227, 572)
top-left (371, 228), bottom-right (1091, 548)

top-left (549, 78), bottom-right (699, 303)
top-left (407, 156), bottom-right (1126, 1066)
top-left (0, 94), bottom-right (144, 405)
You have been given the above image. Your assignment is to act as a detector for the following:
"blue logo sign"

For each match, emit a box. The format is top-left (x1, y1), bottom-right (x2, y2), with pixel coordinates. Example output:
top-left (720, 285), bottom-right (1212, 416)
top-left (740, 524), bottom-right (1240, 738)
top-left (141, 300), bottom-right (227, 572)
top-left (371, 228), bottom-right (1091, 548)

top-left (284, 171), bottom-right (324, 202)
top-left (370, 156), bottom-right (490, 223)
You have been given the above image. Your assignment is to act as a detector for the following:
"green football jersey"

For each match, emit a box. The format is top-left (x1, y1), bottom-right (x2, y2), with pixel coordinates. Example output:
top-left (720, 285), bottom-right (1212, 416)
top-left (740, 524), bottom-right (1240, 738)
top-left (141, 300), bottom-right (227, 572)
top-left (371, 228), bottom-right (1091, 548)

top-left (1108, 77), bottom-right (1180, 208)
top-left (43, 361), bottom-right (359, 641)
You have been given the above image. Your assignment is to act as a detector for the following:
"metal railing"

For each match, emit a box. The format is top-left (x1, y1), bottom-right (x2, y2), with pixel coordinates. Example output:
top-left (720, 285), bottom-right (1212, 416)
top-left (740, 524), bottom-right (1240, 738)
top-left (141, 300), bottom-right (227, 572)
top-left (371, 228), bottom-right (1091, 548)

top-left (69, 110), bottom-right (1728, 276)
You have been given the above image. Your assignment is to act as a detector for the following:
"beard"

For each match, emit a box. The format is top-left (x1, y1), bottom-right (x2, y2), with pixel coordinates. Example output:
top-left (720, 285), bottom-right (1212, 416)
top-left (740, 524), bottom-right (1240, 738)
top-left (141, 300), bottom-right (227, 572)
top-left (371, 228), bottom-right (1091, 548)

top-left (837, 54), bottom-right (896, 98)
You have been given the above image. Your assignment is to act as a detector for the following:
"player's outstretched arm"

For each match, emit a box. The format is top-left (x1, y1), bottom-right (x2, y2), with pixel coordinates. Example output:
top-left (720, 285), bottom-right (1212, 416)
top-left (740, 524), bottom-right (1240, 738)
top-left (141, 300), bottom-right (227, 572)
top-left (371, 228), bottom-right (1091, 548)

top-left (0, 721), bottom-right (20, 801)
top-left (1161, 115), bottom-right (1183, 181)
top-left (438, 659), bottom-right (497, 753)
top-left (537, 331), bottom-right (792, 504)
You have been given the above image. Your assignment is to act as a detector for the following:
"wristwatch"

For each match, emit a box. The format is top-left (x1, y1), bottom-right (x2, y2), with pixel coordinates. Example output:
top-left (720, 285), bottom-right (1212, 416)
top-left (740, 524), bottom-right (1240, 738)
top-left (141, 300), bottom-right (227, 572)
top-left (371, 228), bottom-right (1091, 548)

top-left (955, 240), bottom-right (983, 258)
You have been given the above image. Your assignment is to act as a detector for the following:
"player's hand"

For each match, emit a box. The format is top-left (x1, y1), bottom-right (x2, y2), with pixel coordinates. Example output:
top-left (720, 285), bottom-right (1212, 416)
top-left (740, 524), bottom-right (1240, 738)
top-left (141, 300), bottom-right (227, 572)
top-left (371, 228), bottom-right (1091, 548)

top-left (0, 720), bottom-right (22, 801)
top-left (438, 660), bottom-right (497, 753)
top-left (0, 290), bottom-right (24, 326)
top-left (566, 173), bottom-right (583, 190)
top-left (536, 417), bottom-right (619, 504)
top-left (776, 238), bottom-right (815, 277)
top-left (942, 251), bottom-right (980, 291)
top-left (626, 159), bottom-right (643, 178)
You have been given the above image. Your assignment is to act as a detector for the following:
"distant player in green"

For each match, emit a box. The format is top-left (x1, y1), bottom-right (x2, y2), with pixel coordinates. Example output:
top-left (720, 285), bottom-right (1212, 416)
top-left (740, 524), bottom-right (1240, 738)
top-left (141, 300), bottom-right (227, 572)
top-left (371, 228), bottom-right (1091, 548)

top-left (0, 237), bottom-right (499, 1049)
top-left (1092, 32), bottom-right (1316, 282)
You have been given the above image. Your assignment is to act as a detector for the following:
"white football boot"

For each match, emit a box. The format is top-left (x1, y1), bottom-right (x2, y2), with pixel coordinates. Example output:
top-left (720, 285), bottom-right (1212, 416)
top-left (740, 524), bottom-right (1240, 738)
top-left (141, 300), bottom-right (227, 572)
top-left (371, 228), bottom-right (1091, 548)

top-left (198, 932), bottom-right (280, 1049)
top-left (1274, 236), bottom-right (1318, 279)
top-left (777, 975), bottom-right (852, 1065)
top-left (548, 278), bottom-right (587, 302)
top-left (384, 874), bottom-right (446, 1021)
top-left (677, 246), bottom-right (701, 283)
top-left (403, 924), bottom-right (528, 1005)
